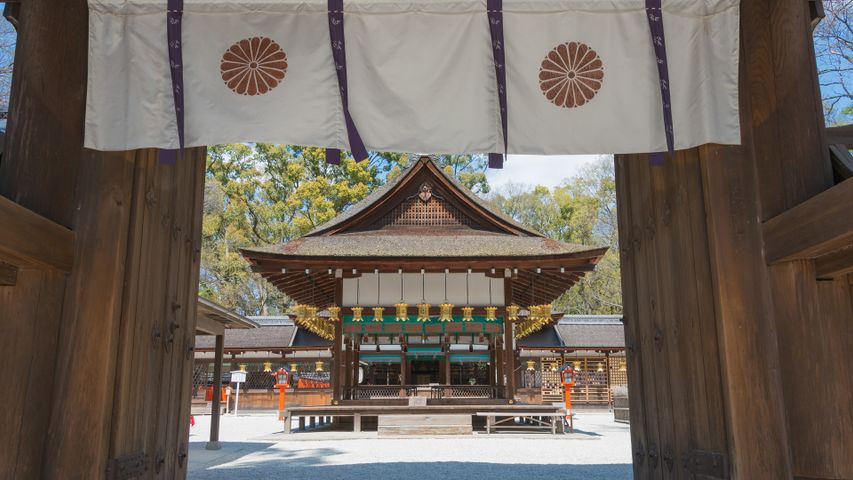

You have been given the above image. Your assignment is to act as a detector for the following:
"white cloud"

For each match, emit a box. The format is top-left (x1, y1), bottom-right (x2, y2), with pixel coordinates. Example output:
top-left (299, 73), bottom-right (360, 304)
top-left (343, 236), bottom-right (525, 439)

top-left (486, 154), bottom-right (608, 190)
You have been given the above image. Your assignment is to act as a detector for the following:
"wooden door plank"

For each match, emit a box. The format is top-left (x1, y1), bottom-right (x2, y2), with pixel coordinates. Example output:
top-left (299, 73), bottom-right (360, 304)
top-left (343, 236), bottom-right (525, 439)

top-left (614, 155), bottom-right (652, 479)
top-left (701, 143), bottom-right (794, 479)
top-left (42, 152), bottom-right (137, 479)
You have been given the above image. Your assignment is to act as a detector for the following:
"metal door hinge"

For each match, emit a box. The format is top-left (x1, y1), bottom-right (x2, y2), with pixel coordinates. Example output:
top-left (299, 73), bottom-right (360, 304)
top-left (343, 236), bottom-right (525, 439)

top-left (684, 449), bottom-right (729, 479)
top-left (106, 451), bottom-right (147, 480)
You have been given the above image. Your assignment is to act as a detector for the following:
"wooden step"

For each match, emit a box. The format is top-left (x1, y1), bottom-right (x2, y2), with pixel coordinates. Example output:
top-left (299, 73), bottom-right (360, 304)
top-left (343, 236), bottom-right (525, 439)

top-left (378, 414), bottom-right (472, 436)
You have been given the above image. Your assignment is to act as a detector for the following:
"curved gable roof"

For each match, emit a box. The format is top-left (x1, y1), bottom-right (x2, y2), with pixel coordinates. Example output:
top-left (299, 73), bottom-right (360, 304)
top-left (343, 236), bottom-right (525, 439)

top-left (307, 156), bottom-right (540, 237)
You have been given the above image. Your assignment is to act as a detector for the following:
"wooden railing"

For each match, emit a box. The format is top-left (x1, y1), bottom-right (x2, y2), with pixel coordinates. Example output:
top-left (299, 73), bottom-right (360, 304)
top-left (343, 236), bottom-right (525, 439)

top-left (430, 385), bottom-right (497, 399)
top-left (348, 385), bottom-right (418, 399)
top-left (570, 384), bottom-right (612, 405)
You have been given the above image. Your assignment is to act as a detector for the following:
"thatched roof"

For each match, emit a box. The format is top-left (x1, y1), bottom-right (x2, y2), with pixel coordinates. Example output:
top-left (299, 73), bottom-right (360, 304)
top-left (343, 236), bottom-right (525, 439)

top-left (246, 234), bottom-right (596, 258)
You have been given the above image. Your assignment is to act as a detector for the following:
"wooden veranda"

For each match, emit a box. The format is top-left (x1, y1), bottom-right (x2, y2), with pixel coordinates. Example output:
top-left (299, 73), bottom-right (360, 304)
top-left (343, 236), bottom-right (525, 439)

top-left (1, 1), bottom-right (852, 480)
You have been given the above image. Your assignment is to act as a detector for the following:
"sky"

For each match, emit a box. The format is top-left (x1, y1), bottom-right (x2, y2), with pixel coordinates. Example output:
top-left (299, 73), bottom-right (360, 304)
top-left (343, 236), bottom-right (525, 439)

top-left (485, 154), bottom-right (607, 190)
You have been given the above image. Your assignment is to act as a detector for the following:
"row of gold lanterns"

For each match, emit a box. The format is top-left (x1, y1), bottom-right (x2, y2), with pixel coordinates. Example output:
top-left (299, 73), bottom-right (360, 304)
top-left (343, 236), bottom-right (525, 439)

top-left (291, 304), bottom-right (335, 340)
top-left (515, 303), bottom-right (554, 339)
top-left (293, 301), bottom-right (549, 337)
top-left (348, 302), bottom-right (501, 322)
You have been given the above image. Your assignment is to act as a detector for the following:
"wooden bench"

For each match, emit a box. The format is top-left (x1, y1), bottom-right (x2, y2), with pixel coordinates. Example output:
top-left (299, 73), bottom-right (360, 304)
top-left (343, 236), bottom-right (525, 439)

top-left (476, 412), bottom-right (572, 434)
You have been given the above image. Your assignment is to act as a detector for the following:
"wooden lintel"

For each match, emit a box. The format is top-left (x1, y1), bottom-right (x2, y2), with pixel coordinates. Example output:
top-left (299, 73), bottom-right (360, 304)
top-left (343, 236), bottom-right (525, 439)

top-left (0, 195), bottom-right (75, 272)
top-left (0, 261), bottom-right (18, 286)
top-left (815, 247), bottom-right (853, 280)
top-left (195, 315), bottom-right (226, 336)
top-left (762, 178), bottom-right (853, 263)
top-left (243, 251), bottom-right (607, 272)
top-left (826, 124), bottom-right (853, 147)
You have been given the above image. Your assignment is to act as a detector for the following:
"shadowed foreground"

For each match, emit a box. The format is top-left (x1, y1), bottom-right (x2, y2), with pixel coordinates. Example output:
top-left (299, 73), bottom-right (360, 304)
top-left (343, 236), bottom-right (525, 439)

top-left (188, 412), bottom-right (632, 480)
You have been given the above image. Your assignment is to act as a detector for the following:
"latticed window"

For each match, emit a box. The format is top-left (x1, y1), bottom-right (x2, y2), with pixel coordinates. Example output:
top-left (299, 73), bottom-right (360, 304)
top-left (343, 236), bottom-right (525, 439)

top-left (609, 356), bottom-right (628, 386)
top-left (450, 363), bottom-right (489, 385)
top-left (372, 183), bottom-right (476, 229)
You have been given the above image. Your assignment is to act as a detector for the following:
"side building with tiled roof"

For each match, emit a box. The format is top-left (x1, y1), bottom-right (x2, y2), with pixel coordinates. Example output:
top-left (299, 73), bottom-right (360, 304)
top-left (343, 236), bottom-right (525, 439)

top-left (193, 316), bottom-right (334, 411)
top-left (517, 315), bottom-right (626, 406)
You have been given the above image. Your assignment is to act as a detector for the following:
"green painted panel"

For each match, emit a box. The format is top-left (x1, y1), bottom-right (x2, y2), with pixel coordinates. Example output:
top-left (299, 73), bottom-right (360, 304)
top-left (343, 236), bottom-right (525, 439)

top-left (343, 315), bottom-right (503, 324)
top-left (407, 347), bottom-right (443, 353)
top-left (449, 354), bottom-right (491, 363)
top-left (360, 355), bottom-right (401, 363)
top-left (342, 315), bottom-right (503, 335)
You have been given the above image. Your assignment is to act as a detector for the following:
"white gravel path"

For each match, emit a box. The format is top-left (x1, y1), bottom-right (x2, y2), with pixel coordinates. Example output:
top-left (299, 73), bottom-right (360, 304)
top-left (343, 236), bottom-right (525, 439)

top-left (188, 412), bottom-right (632, 480)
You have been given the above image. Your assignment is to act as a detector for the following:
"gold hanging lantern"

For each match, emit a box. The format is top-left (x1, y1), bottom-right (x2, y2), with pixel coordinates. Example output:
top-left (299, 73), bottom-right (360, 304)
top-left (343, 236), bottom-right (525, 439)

top-left (527, 306), bottom-right (538, 322)
top-left (290, 363), bottom-right (298, 372)
top-left (395, 303), bottom-right (409, 321)
top-left (315, 360), bottom-right (324, 372)
top-left (328, 305), bottom-right (340, 322)
top-left (351, 306), bottom-right (364, 322)
top-left (417, 303), bottom-right (430, 322)
top-left (484, 306), bottom-right (497, 322)
top-left (506, 304), bottom-right (520, 321)
top-left (439, 303), bottom-right (454, 322)
top-left (263, 362), bottom-right (273, 373)
top-left (526, 360), bottom-right (536, 371)
top-left (372, 306), bottom-right (385, 322)
top-left (462, 306), bottom-right (474, 322)
top-left (239, 363), bottom-right (247, 372)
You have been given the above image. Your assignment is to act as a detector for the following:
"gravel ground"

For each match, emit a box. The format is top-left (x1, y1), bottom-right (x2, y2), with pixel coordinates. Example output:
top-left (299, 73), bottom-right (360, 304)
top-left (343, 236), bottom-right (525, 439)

top-left (188, 411), bottom-right (632, 480)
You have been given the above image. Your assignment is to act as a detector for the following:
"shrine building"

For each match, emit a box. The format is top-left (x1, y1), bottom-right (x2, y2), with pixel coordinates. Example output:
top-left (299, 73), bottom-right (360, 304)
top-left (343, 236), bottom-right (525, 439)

top-left (240, 155), bottom-right (608, 408)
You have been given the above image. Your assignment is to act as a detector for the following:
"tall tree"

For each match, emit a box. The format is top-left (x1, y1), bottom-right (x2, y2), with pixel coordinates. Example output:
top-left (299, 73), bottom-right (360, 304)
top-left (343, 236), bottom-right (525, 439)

top-left (488, 157), bottom-right (621, 314)
top-left (814, 0), bottom-right (853, 124)
top-left (200, 146), bottom-right (490, 315)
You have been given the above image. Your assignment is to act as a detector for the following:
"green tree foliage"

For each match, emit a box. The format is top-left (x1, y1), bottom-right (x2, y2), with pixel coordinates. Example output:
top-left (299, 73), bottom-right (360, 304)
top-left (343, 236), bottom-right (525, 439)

top-left (488, 157), bottom-right (621, 314)
top-left (201, 144), bottom-right (387, 315)
top-left (200, 146), bottom-right (488, 315)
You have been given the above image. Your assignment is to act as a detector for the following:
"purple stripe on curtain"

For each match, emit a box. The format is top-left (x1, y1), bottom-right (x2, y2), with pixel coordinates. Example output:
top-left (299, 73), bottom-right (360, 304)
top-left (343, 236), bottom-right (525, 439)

top-left (327, 0), bottom-right (368, 165)
top-left (487, 0), bottom-right (506, 169)
top-left (161, 0), bottom-right (184, 164)
top-left (645, 0), bottom-right (674, 166)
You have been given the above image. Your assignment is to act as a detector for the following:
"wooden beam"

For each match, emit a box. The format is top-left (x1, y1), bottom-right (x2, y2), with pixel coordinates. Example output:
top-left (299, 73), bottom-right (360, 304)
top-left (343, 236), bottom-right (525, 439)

top-left (827, 124), bottom-right (853, 147)
top-left (0, 261), bottom-right (18, 286)
top-left (763, 178), bottom-right (853, 263)
top-left (243, 252), bottom-right (607, 271)
top-left (0, 195), bottom-right (75, 272)
top-left (815, 247), bottom-right (853, 280)
top-left (195, 315), bottom-right (225, 336)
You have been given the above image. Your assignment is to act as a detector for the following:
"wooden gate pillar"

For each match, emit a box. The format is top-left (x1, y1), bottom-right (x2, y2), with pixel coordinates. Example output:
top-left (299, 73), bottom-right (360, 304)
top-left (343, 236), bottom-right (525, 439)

top-left (0, 1), bottom-right (206, 478)
top-left (617, 1), bottom-right (853, 479)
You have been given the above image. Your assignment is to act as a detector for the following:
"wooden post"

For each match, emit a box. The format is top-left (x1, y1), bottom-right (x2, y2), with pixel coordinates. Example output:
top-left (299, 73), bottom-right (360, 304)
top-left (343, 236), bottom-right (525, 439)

top-left (604, 352), bottom-right (611, 407)
top-left (332, 278), bottom-right (343, 402)
top-left (352, 338), bottom-right (361, 389)
top-left (343, 336), bottom-right (351, 398)
top-left (503, 278), bottom-right (516, 401)
top-left (443, 346), bottom-right (451, 385)
top-left (400, 348), bottom-right (408, 385)
top-left (206, 334), bottom-right (224, 450)
top-left (495, 336), bottom-right (504, 397)
top-left (488, 345), bottom-right (496, 387)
